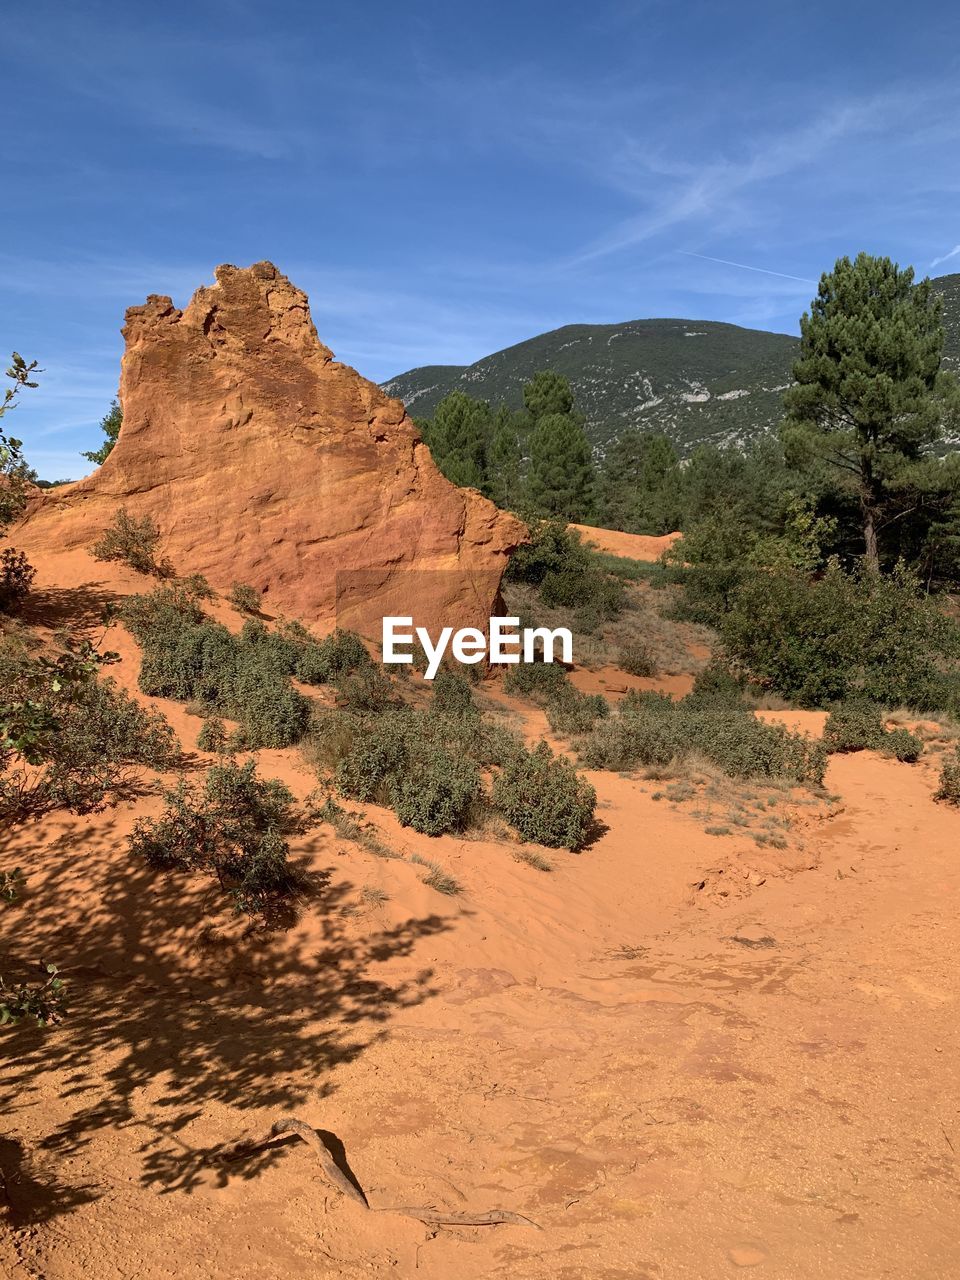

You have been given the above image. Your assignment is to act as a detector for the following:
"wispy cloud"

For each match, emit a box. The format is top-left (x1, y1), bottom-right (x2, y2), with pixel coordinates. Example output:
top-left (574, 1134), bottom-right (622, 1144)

top-left (931, 244), bottom-right (960, 269)
top-left (562, 96), bottom-right (895, 267)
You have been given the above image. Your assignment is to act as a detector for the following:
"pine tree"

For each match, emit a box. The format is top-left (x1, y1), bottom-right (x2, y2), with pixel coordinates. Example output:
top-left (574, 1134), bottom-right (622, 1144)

top-left (526, 413), bottom-right (596, 522)
top-left (600, 430), bottom-right (683, 533)
top-left (82, 399), bottom-right (123, 467)
top-left (419, 391), bottom-right (492, 493)
top-left (487, 406), bottom-right (524, 510)
top-left (523, 369), bottom-right (575, 420)
top-left (783, 253), bottom-right (959, 569)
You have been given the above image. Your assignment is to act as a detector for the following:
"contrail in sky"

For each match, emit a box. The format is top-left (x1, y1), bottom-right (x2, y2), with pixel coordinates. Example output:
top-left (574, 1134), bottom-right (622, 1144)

top-left (678, 250), bottom-right (816, 285)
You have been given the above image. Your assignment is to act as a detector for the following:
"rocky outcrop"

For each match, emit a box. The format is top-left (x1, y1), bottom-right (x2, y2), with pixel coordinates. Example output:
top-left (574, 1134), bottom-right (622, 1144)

top-left (18, 262), bottom-right (526, 637)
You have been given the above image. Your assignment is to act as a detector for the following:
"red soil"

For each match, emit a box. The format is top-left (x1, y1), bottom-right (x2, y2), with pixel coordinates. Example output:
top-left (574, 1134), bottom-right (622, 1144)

top-left (3, 546), bottom-right (959, 1279)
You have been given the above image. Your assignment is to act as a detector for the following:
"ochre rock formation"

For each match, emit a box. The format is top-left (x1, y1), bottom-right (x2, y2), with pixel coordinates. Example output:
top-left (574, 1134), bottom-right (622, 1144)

top-left (17, 262), bottom-right (526, 637)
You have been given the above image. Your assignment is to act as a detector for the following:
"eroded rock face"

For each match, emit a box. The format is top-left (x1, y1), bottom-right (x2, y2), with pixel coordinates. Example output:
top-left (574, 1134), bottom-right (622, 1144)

top-left (19, 262), bottom-right (526, 636)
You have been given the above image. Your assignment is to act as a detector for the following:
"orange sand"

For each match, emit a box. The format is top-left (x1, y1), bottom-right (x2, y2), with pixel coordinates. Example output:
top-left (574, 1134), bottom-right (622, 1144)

top-left (570, 523), bottom-right (680, 562)
top-left (3, 546), bottom-right (959, 1279)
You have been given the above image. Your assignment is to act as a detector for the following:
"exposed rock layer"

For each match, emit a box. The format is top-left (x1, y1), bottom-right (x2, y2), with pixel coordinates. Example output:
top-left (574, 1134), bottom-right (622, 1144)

top-left (18, 262), bottom-right (525, 636)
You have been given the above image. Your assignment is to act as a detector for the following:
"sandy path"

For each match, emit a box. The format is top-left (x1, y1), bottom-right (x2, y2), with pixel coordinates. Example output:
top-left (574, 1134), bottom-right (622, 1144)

top-left (4, 744), bottom-right (959, 1278)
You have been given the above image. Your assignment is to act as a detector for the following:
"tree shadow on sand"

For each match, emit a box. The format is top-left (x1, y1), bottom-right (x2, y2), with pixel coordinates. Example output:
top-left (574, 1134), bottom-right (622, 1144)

top-left (1, 812), bottom-right (455, 1218)
top-left (18, 581), bottom-right (122, 634)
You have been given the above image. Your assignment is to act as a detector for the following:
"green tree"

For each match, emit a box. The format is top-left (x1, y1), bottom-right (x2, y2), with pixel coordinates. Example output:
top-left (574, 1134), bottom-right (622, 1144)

top-left (82, 398), bottom-right (122, 466)
top-left (523, 369), bottom-right (575, 420)
top-left (783, 253), bottom-right (960, 569)
top-left (525, 412), bottom-right (596, 521)
top-left (487, 405), bottom-right (524, 510)
top-left (419, 390), bottom-right (492, 492)
top-left (1, 353), bottom-right (41, 533)
top-left (600, 430), bottom-right (684, 534)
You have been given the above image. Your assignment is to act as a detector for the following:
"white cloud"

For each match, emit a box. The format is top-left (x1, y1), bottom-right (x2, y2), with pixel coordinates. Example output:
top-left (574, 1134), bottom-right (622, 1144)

top-left (931, 244), bottom-right (960, 269)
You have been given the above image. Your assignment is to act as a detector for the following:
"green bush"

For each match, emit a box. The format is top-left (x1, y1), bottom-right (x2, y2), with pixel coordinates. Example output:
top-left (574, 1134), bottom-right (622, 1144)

top-left (179, 573), bottom-right (214, 600)
top-left (882, 727), bottom-right (923, 763)
top-left (721, 561), bottom-right (960, 711)
top-left (334, 713), bottom-right (413, 804)
top-left (333, 665), bottom-right (395, 713)
top-left (935, 749), bottom-right (960, 804)
top-left (617, 638), bottom-right (654, 678)
top-left (507, 521), bottom-right (626, 629)
top-left (1, 636), bottom-right (176, 819)
top-left (314, 629), bottom-right (371, 679)
top-left (504, 661), bottom-right (570, 701)
top-left (197, 717), bottom-right (228, 753)
top-left (430, 669), bottom-right (475, 716)
top-left (130, 758), bottom-right (304, 913)
top-left (390, 744), bottom-right (481, 835)
top-left (685, 706), bottom-right (826, 784)
top-left (0, 547), bottom-right (35, 613)
top-left (544, 684), bottom-right (608, 736)
top-left (229, 581), bottom-right (261, 614)
top-left (687, 662), bottom-right (745, 708)
top-left (493, 741), bottom-right (596, 849)
top-left (1, 963), bottom-right (67, 1028)
top-left (579, 690), bottom-right (682, 770)
top-left (121, 588), bottom-right (311, 748)
top-left (92, 508), bottom-right (169, 576)
top-left (579, 688), bottom-right (825, 785)
top-left (823, 702), bottom-right (886, 753)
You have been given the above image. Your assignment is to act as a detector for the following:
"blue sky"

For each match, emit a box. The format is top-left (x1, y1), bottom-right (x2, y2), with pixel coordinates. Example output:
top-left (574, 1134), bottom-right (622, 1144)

top-left (4, 0), bottom-right (960, 478)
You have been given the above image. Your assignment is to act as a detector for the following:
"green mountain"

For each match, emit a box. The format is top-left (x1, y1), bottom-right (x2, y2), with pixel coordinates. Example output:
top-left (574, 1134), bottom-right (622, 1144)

top-left (383, 272), bottom-right (960, 453)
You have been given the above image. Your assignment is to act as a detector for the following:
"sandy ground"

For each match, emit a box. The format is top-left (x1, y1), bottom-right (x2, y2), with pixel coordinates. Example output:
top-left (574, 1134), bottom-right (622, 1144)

top-left (2, 550), bottom-right (959, 1279)
top-left (570, 524), bottom-right (680, 562)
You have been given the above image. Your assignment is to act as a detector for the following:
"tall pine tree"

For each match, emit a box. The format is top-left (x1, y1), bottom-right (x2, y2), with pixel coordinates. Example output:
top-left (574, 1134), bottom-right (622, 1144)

top-left (783, 253), bottom-right (959, 569)
top-left (526, 412), bottom-right (596, 522)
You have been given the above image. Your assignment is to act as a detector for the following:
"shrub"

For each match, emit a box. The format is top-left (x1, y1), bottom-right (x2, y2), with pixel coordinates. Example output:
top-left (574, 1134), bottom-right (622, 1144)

top-left (302, 707), bottom-right (360, 772)
top-left (935, 749), bottom-right (960, 804)
top-left (430, 669), bottom-right (475, 716)
top-left (579, 690), bottom-right (682, 770)
top-left (579, 688), bottom-right (826, 785)
top-left (92, 508), bottom-right (168, 575)
top-left (179, 573), bottom-right (214, 600)
top-left (120, 582), bottom-right (206, 639)
top-left (315, 629), bottom-right (371, 679)
top-left (544, 684), bottom-right (608, 736)
top-left (684, 707), bottom-right (826, 784)
top-left (229, 581), bottom-right (261, 614)
top-left (507, 521), bottom-right (626, 628)
top-left (540, 567), bottom-right (625, 626)
top-left (129, 758), bottom-right (305, 914)
top-left (0, 547), bottom-right (35, 613)
top-left (121, 588), bottom-right (311, 748)
top-left (333, 666), bottom-right (395, 713)
top-left (493, 741), bottom-right (596, 850)
top-left (1, 636), bottom-right (177, 820)
top-left (882, 727), bottom-right (923, 763)
top-left (334, 713), bottom-right (413, 803)
top-left (197, 717), bottom-right (228, 753)
top-left (687, 662), bottom-right (745, 708)
top-left (504, 661), bottom-right (569, 701)
top-left (617, 638), bottom-right (654, 678)
top-left (721, 561), bottom-right (960, 711)
top-left (1, 963), bottom-right (67, 1028)
top-left (426, 707), bottom-right (523, 767)
top-left (823, 702), bottom-right (886, 753)
top-left (390, 744), bottom-right (481, 835)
